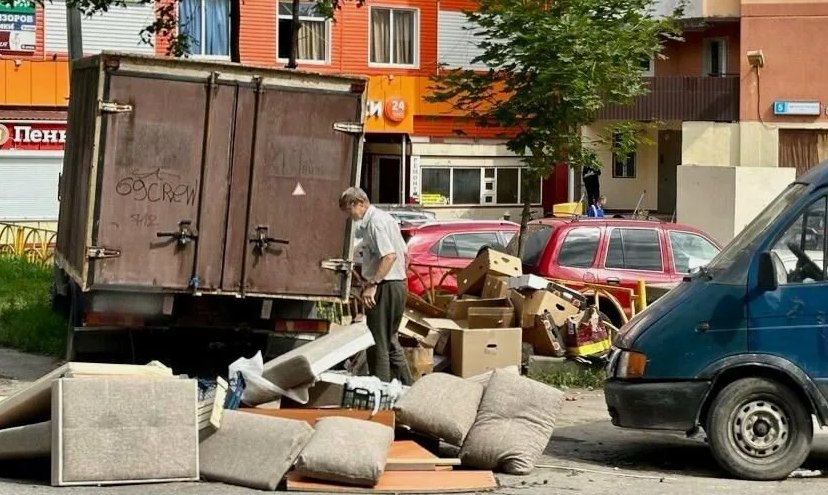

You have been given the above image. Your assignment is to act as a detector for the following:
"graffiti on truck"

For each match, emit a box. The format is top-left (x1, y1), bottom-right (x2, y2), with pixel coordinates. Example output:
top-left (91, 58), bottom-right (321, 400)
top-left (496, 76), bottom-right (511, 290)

top-left (115, 168), bottom-right (198, 206)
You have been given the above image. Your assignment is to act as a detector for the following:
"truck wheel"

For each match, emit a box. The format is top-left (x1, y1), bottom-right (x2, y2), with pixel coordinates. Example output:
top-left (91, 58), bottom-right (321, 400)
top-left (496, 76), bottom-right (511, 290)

top-left (706, 377), bottom-right (813, 480)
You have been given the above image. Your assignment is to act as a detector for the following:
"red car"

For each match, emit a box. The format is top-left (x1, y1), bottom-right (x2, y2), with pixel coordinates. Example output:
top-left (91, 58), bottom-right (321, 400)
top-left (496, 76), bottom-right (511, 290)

top-left (503, 217), bottom-right (722, 326)
top-left (404, 220), bottom-right (520, 297)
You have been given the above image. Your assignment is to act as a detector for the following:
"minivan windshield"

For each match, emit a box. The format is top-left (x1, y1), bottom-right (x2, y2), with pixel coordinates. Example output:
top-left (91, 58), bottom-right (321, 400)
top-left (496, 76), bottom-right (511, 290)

top-left (706, 183), bottom-right (809, 284)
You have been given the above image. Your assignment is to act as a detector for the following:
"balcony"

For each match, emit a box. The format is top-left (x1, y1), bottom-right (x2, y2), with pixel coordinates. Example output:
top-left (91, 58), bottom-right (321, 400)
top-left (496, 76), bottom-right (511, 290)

top-left (595, 75), bottom-right (739, 122)
top-left (652, 0), bottom-right (740, 20)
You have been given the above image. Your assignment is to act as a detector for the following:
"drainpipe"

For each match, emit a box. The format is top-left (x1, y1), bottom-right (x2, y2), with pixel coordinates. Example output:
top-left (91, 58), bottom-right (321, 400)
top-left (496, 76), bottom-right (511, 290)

top-left (567, 166), bottom-right (575, 202)
top-left (400, 134), bottom-right (408, 205)
top-left (66, 5), bottom-right (83, 77)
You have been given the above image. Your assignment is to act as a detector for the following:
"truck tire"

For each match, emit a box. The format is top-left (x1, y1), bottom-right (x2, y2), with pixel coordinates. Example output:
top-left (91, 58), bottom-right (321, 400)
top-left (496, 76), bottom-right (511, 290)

top-left (706, 377), bottom-right (813, 480)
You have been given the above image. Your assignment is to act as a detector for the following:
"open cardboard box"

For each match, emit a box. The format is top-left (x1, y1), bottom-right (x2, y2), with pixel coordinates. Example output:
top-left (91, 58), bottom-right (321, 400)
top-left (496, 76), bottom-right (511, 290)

top-left (455, 249), bottom-right (522, 296)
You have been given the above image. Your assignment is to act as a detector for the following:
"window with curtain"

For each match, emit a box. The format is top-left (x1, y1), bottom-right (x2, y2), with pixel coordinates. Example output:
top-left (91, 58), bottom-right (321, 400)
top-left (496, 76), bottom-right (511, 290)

top-left (370, 7), bottom-right (417, 66)
top-left (277, 2), bottom-right (329, 62)
top-left (178, 0), bottom-right (230, 57)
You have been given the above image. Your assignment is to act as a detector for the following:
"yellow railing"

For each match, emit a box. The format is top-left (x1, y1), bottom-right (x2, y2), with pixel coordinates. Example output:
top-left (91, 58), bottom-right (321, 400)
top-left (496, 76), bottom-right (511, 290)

top-left (0, 222), bottom-right (58, 265)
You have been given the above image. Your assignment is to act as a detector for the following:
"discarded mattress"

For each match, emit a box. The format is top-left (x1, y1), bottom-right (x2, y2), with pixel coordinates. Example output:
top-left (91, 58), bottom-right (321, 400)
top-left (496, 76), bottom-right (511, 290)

top-left (0, 420), bottom-right (51, 460)
top-left (200, 410), bottom-right (314, 491)
top-left (261, 322), bottom-right (374, 404)
top-left (51, 376), bottom-right (199, 487)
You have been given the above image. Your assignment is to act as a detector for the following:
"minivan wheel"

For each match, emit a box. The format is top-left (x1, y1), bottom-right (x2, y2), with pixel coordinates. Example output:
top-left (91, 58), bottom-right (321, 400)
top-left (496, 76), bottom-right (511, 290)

top-left (706, 377), bottom-right (813, 481)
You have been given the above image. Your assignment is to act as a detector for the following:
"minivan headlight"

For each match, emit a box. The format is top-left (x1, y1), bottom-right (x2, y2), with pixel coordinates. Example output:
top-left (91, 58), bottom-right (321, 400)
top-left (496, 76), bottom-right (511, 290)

top-left (609, 349), bottom-right (647, 379)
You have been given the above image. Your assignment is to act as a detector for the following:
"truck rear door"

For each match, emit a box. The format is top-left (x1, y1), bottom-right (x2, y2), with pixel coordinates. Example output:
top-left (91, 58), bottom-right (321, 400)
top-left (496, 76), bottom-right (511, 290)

top-left (221, 82), bottom-right (363, 299)
top-left (91, 71), bottom-right (234, 291)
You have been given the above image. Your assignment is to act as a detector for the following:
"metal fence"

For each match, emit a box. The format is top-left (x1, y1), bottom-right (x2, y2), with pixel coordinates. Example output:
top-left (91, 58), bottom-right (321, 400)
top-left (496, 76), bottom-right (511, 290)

top-left (0, 222), bottom-right (58, 265)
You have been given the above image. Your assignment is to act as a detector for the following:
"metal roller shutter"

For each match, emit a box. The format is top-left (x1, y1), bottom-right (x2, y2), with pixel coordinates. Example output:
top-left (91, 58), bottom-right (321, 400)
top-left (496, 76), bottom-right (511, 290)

top-left (0, 153), bottom-right (63, 221)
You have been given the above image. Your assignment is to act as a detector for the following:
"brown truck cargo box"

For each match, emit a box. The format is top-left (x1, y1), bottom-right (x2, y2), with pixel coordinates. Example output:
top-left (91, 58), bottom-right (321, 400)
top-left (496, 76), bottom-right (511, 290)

top-left (54, 52), bottom-right (367, 304)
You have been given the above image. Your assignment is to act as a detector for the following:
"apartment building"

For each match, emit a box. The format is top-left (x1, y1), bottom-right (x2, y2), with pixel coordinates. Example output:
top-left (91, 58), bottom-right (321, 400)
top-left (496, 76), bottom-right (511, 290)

top-left (0, 0), bottom-right (570, 226)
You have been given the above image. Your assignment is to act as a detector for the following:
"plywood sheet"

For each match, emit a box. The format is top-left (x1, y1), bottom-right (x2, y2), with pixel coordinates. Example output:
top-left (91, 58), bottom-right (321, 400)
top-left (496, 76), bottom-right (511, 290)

top-left (286, 470), bottom-right (497, 493)
top-left (239, 408), bottom-right (395, 429)
top-left (387, 440), bottom-right (453, 471)
top-left (0, 362), bottom-right (172, 429)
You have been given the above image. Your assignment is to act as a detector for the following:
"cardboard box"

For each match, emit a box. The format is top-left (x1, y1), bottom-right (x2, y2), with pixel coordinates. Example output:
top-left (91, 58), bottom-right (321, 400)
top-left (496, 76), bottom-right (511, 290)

top-left (405, 345), bottom-right (435, 380)
top-left (406, 294), bottom-right (446, 318)
top-left (456, 249), bottom-right (523, 296)
top-left (449, 327), bottom-right (522, 378)
top-left (447, 297), bottom-right (513, 321)
top-left (522, 314), bottom-right (566, 357)
top-left (482, 275), bottom-right (510, 299)
top-left (399, 312), bottom-right (442, 348)
top-left (517, 290), bottom-right (581, 328)
top-left (433, 294), bottom-right (454, 311)
top-left (422, 318), bottom-right (463, 355)
top-left (467, 306), bottom-right (516, 329)
top-left (507, 274), bottom-right (550, 291)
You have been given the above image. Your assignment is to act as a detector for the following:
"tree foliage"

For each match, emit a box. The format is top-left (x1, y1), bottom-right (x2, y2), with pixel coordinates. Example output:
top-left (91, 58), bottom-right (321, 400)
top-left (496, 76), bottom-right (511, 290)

top-left (427, 0), bottom-right (683, 254)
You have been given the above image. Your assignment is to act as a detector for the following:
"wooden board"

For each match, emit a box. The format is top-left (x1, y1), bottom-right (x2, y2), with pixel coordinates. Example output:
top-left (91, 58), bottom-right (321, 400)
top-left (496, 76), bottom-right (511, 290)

top-left (238, 407), bottom-right (395, 429)
top-left (386, 440), bottom-right (453, 471)
top-left (286, 470), bottom-right (497, 493)
top-left (0, 362), bottom-right (173, 429)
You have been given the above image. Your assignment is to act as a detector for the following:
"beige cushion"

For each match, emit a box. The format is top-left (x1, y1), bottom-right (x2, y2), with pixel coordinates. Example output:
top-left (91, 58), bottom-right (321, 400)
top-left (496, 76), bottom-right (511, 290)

top-left (459, 370), bottom-right (564, 475)
top-left (294, 416), bottom-right (394, 486)
top-left (393, 372), bottom-right (484, 446)
top-left (199, 410), bottom-right (313, 490)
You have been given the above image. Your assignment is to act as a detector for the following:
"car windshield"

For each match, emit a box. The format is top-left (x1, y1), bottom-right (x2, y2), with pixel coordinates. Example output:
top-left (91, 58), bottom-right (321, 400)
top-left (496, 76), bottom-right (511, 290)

top-left (706, 183), bottom-right (809, 283)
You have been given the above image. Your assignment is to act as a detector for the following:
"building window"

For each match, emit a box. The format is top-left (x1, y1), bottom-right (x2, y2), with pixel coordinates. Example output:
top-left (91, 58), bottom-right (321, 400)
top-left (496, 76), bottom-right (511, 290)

top-left (703, 38), bottom-right (727, 77)
top-left (178, 0), bottom-right (231, 57)
top-left (420, 166), bottom-right (542, 206)
top-left (640, 57), bottom-right (654, 77)
top-left (277, 2), bottom-right (329, 63)
top-left (612, 133), bottom-right (636, 179)
top-left (369, 7), bottom-right (418, 67)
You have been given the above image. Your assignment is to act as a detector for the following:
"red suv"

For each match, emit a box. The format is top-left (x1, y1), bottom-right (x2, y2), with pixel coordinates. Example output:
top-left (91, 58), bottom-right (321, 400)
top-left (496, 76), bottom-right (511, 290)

top-left (504, 217), bottom-right (722, 326)
top-left (404, 220), bottom-right (520, 296)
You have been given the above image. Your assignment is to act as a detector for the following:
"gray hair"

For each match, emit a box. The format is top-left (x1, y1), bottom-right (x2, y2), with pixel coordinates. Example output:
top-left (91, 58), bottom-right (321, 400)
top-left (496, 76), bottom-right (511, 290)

top-left (339, 187), bottom-right (370, 208)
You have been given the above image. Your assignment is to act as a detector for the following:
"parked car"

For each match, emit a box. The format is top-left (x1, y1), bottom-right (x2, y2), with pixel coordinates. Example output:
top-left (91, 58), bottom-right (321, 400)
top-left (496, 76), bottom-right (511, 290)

top-left (503, 217), bottom-right (722, 326)
top-left (404, 220), bottom-right (520, 296)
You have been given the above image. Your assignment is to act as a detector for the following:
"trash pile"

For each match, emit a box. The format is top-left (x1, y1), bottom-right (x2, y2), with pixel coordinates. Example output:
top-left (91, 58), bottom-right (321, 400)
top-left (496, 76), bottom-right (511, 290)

top-left (398, 248), bottom-right (615, 380)
top-left (0, 313), bottom-right (565, 492)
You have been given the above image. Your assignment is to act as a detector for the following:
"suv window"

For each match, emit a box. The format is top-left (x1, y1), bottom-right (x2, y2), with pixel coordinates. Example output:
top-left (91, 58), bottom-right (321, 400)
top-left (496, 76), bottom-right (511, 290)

top-left (605, 228), bottom-right (663, 271)
top-left (668, 231), bottom-right (720, 274)
top-left (557, 227), bottom-right (600, 268)
top-left (438, 232), bottom-right (501, 258)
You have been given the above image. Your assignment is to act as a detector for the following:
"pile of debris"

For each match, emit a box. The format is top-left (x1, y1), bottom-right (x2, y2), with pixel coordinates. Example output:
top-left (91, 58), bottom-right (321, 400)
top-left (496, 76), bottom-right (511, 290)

top-left (398, 248), bottom-right (615, 380)
top-left (0, 316), bottom-right (565, 492)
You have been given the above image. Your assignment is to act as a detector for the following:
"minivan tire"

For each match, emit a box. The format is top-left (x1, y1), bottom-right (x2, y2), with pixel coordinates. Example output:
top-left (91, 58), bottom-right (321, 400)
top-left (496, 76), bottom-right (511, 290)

top-left (706, 377), bottom-right (813, 481)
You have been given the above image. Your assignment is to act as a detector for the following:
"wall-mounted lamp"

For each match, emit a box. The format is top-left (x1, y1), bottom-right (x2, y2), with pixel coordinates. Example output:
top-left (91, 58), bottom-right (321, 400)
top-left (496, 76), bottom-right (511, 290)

top-left (13, 59), bottom-right (22, 68)
top-left (747, 50), bottom-right (765, 68)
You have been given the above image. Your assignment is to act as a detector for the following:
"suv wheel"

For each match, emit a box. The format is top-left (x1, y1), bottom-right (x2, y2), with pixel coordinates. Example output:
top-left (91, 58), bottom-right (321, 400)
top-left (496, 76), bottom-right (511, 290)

top-left (706, 377), bottom-right (813, 480)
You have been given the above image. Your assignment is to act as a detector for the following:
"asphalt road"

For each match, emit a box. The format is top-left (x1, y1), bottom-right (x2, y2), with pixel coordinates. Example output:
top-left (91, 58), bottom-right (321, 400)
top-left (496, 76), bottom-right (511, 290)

top-left (3, 349), bottom-right (828, 494)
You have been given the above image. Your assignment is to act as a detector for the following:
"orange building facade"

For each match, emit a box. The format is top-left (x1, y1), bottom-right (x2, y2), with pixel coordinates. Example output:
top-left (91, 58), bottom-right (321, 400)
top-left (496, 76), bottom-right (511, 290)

top-left (0, 0), bottom-right (563, 224)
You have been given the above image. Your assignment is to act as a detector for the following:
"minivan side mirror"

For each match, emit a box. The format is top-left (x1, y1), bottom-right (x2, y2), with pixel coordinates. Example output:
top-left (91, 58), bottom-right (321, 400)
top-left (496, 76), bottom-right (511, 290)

top-left (757, 251), bottom-right (778, 291)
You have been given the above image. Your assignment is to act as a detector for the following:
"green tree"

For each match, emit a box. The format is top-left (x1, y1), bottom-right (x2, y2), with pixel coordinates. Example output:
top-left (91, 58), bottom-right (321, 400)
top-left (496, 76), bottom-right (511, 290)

top-left (427, 0), bottom-right (683, 256)
top-left (0, 0), bottom-right (364, 65)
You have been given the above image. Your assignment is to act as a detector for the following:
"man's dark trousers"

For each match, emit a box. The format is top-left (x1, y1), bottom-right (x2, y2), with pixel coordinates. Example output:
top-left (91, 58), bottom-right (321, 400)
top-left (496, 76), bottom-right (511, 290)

top-left (365, 280), bottom-right (413, 385)
top-left (584, 174), bottom-right (600, 207)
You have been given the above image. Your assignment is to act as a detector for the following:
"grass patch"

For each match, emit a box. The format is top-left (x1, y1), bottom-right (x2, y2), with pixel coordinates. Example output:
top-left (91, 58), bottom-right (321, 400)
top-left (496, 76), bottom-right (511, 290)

top-left (529, 365), bottom-right (607, 389)
top-left (0, 256), bottom-right (66, 357)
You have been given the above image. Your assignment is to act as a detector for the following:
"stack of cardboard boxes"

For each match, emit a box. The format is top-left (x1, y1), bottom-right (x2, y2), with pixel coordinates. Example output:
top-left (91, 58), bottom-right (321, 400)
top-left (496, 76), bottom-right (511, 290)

top-left (398, 248), bottom-right (610, 381)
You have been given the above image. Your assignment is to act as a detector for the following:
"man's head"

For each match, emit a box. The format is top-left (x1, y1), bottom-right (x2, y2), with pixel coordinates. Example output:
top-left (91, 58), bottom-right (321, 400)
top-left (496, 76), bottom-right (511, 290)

top-left (339, 187), bottom-right (370, 220)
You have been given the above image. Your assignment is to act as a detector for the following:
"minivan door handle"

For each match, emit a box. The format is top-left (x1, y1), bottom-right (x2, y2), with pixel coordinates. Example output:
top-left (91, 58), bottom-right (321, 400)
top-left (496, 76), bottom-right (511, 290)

top-left (606, 277), bottom-right (620, 285)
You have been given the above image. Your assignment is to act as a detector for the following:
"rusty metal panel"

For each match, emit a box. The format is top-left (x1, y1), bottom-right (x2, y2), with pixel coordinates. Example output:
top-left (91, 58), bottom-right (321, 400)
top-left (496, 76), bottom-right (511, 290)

top-left (237, 87), bottom-right (361, 298)
top-left (595, 76), bottom-right (739, 122)
top-left (90, 74), bottom-right (230, 290)
top-left (55, 64), bottom-right (101, 286)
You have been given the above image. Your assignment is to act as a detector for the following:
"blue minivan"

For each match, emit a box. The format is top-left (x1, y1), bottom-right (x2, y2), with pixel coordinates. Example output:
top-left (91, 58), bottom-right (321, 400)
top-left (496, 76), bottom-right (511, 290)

top-left (605, 161), bottom-right (828, 481)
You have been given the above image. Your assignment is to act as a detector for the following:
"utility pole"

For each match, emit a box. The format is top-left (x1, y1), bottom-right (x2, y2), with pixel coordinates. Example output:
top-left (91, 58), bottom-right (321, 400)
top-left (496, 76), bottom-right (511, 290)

top-left (66, 3), bottom-right (83, 88)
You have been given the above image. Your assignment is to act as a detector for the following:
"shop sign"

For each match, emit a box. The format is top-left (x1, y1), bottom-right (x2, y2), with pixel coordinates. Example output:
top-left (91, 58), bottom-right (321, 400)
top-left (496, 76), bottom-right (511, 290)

top-left (409, 155), bottom-right (421, 196)
top-left (0, 2), bottom-right (36, 55)
top-left (0, 122), bottom-right (67, 151)
top-left (773, 101), bottom-right (820, 116)
top-left (366, 96), bottom-right (408, 123)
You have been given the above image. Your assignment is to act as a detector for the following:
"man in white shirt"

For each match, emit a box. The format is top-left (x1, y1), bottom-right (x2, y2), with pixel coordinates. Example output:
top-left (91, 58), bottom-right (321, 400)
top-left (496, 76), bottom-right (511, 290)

top-left (340, 187), bottom-right (413, 385)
